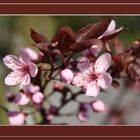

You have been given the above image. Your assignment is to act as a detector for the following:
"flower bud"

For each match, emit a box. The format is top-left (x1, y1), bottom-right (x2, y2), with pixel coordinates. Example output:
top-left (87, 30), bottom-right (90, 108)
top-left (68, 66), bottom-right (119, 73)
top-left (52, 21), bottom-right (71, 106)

top-left (8, 112), bottom-right (25, 125)
top-left (92, 100), bottom-right (105, 113)
top-left (32, 92), bottom-right (44, 104)
top-left (25, 84), bottom-right (40, 95)
top-left (15, 93), bottom-right (30, 106)
top-left (6, 92), bottom-right (15, 102)
top-left (46, 113), bottom-right (55, 121)
top-left (78, 111), bottom-right (89, 122)
top-left (60, 69), bottom-right (74, 84)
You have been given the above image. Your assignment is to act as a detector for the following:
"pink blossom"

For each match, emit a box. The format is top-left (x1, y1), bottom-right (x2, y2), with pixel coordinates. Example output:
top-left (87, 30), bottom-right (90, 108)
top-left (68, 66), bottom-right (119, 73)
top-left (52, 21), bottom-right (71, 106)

top-left (15, 93), bottom-right (30, 106)
top-left (92, 100), bottom-right (106, 112)
top-left (32, 92), bottom-right (44, 104)
top-left (3, 48), bottom-right (38, 89)
top-left (8, 112), bottom-right (25, 125)
top-left (72, 53), bottom-right (112, 96)
top-left (60, 69), bottom-right (74, 84)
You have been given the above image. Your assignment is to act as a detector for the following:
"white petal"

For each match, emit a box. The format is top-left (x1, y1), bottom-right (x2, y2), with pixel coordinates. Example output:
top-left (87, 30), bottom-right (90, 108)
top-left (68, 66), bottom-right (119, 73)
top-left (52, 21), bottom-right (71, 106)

top-left (99, 20), bottom-right (116, 38)
top-left (19, 48), bottom-right (31, 65)
top-left (95, 53), bottom-right (111, 73)
top-left (5, 71), bottom-right (24, 86)
top-left (3, 55), bottom-right (23, 70)
top-left (20, 74), bottom-right (30, 89)
top-left (29, 63), bottom-right (38, 77)
top-left (86, 82), bottom-right (100, 97)
top-left (97, 72), bottom-right (112, 89)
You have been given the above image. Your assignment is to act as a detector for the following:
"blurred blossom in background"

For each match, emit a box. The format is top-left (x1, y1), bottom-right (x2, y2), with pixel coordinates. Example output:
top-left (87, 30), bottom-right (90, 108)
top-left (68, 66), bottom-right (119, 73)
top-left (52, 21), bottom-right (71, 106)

top-left (0, 16), bottom-right (140, 125)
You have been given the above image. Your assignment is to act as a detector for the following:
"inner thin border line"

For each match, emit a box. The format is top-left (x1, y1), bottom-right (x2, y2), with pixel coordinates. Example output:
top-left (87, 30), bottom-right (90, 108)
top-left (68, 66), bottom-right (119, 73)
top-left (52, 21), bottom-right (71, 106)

top-left (0, 3), bottom-right (140, 5)
top-left (0, 136), bottom-right (140, 138)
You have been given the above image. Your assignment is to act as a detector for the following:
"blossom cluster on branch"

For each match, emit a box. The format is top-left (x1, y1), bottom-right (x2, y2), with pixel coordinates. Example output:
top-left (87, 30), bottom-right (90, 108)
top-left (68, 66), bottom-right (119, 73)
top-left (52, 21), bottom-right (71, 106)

top-left (2, 17), bottom-right (140, 125)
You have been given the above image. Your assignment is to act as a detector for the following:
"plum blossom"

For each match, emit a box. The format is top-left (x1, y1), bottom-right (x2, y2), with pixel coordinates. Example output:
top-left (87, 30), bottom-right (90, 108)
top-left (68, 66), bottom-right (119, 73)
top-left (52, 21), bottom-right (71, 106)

top-left (8, 112), bottom-right (25, 125)
top-left (3, 48), bottom-right (38, 89)
top-left (72, 53), bottom-right (112, 96)
top-left (15, 84), bottom-right (44, 105)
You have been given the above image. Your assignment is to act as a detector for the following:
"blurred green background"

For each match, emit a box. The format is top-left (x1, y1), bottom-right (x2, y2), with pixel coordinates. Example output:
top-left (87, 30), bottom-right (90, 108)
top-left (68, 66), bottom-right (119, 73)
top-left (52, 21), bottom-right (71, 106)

top-left (0, 16), bottom-right (140, 125)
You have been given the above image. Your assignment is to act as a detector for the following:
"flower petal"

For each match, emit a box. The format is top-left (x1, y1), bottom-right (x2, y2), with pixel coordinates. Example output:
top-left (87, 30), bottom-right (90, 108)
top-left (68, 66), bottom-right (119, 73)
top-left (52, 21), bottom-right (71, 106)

top-left (99, 20), bottom-right (116, 38)
top-left (97, 72), bottom-right (112, 89)
top-left (5, 71), bottom-right (24, 86)
top-left (19, 48), bottom-right (31, 65)
top-left (72, 73), bottom-right (90, 87)
top-left (95, 53), bottom-right (111, 73)
top-left (29, 63), bottom-right (38, 77)
top-left (77, 57), bottom-right (93, 75)
top-left (86, 82), bottom-right (100, 97)
top-left (3, 55), bottom-right (23, 70)
top-left (20, 74), bottom-right (30, 89)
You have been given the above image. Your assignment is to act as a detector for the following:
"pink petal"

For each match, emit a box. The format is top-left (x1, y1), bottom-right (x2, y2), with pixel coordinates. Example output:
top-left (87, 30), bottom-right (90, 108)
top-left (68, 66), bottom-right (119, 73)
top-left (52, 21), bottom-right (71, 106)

top-left (94, 53), bottom-right (111, 73)
top-left (77, 57), bottom-right (93, 75)
top-left (19, 48), bottom-right (31, 65)
top-left (5, 70), bottom-right (24, 86)
top-left (20, 74), bottom-right (31, 89)
top-left (29, 63), bottom-right (38, 77)
top-left (72, 73), bottom-right (90, 87)
top-left (3, 55), bottom-right (23, 70)
top-left (86, 82), bottom-right (100, 97)
top-left (97, 72), bottom-right (112, 89)
top-left (15, 93), bottom-right (30, 106)
top-left (99, 20), bottom-right (116, 38)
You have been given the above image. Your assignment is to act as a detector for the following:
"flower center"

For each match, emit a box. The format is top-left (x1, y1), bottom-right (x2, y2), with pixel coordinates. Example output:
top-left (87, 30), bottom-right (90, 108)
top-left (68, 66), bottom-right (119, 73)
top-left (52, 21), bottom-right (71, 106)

top-left (22, 66), bottom-right (29, 73)
top-left (91, 72), bottom-right (99, 81)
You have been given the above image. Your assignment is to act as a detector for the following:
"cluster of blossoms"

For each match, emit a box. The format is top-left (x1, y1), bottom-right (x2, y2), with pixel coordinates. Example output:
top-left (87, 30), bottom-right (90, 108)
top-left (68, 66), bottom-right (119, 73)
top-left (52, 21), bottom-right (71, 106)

top-left (2, 17), bottom-right (139, 125)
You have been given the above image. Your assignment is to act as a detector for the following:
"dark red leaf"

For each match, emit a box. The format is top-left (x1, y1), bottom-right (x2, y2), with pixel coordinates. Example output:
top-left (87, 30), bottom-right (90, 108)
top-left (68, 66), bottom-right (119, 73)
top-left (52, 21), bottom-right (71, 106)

top-left (30, 29), bottom-right (49, 44)
top-left (71, 39), bottom-right (102, 53)
top-left (51, 26), bottom-right (76, 54)
top-left (76, 17), bottom-right (113, 42)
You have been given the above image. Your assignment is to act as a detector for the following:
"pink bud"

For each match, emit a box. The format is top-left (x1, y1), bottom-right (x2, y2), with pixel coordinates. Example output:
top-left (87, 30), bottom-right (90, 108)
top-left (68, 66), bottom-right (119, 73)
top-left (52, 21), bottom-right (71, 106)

top-left (6, 92), bottom-right (15, 102)
top-left (32, 92), bottom-right (44, 104)
top-left (8, 112), bottom-right (25, 125)
top-left (46, 113), bottom-right (55, 121)
top-left (78, 111), bottom-right (89, 122)
top-left (15, 93), bottom-right (30, 106)
top-left (25, 47), bottom-right (39, 61)
top-left (92, 100), bottom-right (105, 113)
top-left (60, 69), bottom-right (74, 84)
top-left (25, 84), bottom-right (40, 95)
